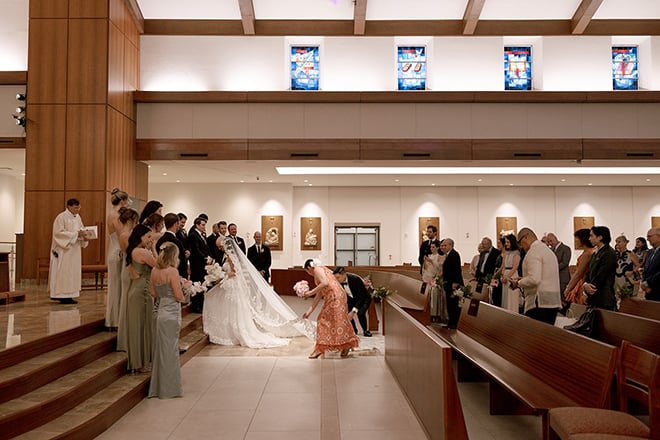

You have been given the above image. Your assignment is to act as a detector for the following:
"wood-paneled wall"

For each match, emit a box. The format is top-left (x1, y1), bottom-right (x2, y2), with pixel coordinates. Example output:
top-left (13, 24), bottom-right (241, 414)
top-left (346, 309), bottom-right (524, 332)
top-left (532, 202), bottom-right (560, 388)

top-left (23, 0), bottom-right (143, 279)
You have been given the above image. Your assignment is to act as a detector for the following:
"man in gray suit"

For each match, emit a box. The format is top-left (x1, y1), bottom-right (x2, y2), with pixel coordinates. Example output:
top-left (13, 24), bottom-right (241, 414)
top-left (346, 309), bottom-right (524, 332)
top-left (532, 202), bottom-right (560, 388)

top-left (547, 233), bottom-right (572, 314)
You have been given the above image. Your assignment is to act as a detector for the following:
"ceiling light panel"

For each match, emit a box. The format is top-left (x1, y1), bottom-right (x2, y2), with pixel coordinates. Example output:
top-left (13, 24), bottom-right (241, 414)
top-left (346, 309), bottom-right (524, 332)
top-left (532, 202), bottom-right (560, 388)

top-left (136, 0), bottom-right (241, 19)
top-left (480, 0), bottom-right (580, 20)
top-left (594, 0), bottom-right (660, 19)
top-left (366, 0), bottom-right (467, 20)
top-left (253, 0), bottom-right (354, 20)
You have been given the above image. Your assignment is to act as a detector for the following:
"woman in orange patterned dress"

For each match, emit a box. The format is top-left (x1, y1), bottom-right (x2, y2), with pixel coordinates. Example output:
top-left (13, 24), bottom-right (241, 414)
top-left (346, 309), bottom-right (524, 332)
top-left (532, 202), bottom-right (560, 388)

top-left (563, 229), bottom-right (595, 306)
top-left (302, 259), bottom-right (359, 359)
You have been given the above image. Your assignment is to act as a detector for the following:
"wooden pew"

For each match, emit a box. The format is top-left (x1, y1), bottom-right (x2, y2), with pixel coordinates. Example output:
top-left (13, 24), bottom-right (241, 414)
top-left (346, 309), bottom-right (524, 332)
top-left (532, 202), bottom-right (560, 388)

top-left (435, 301), bottom-right (618, 440)
top-left (355, 270), bottom-right (431, 330)
top-left (592, 308), bottom-right (660, 355)
top-left (384, 299), bottom-right (468, 440)
top-left (618, 296), bottom-right (660, 321)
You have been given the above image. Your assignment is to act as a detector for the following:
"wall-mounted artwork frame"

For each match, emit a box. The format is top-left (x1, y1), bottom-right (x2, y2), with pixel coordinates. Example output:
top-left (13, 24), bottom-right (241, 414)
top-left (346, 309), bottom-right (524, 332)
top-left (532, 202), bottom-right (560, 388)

top-left (290, 46), bottom-right (320, 90)
top-left (652, 217), bottom-right (660, 228)
top-left (397, 46), bottom-right (426, 91)
top-left (612, 46), bottom-right (638, 90)
top-left (574, 216), bottom-right (595, 249)
top-left (418, 217), bottom-right (439, 244)
top-left (301, 217), bottom-right (321, 251)
top-left (496, 217), bottom-right (517, 239)
top-left (261, 215), bottom-right (283, 251)
top-left (504, 46), bottom-right (532, 90)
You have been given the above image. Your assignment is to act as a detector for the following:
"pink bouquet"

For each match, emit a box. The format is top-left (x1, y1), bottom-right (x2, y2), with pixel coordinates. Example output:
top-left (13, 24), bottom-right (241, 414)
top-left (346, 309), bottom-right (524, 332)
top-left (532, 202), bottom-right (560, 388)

top-left (293, 280), bottom-right (310, 297)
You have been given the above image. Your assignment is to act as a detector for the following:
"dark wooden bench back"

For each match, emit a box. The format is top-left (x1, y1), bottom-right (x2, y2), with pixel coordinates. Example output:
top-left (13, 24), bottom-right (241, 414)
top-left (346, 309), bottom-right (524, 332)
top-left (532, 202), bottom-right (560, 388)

top-left (458, 301), bottom-right (618, 408)
top-left (593, 308), bottom-right (660, 355)
top-left (619, 297), bottom-right (660, 321)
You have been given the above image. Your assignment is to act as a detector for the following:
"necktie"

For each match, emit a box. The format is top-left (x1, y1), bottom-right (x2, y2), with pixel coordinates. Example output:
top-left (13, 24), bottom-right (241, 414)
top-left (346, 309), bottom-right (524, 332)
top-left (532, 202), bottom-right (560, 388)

top-left (257, 245), bottom-right (261, 254)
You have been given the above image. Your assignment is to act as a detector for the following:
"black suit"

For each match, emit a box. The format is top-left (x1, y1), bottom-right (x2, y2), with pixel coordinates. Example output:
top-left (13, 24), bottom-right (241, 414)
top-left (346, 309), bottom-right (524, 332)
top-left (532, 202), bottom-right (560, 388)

top-left (247, 243), bottom-right (272, 282)
top-left (475, 248), bottom-right (501, 283)
top-left (228, 235), bottom-right (246, 254)
top-left (176, 228), bottom-right (188, 251)
top-left (342, 273), bottom-right (372, 335)
top-left (206, 232), bottom-right (221, 262)
top-left (188, 228), bottom-right (210, 313)
top-left (643, 247), bottom-right (660, 301)
top-left (585, 245), bottom-right (617, 310)
top-left (156, 231), bottom-right (188, 279)
top-left (442, 248), bottom-right (464, 328)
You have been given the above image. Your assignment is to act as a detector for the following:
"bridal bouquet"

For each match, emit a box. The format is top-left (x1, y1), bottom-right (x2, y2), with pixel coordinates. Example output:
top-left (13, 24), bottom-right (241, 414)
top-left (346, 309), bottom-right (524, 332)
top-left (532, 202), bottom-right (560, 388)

top-left (182, 280), bottom-right (206, 298)
top-left (293, 280), bottom-right (310, 297)
top-left (452, 284), bottom-right (473, 299)
top-left (202, 258), bottom-right (226, 291)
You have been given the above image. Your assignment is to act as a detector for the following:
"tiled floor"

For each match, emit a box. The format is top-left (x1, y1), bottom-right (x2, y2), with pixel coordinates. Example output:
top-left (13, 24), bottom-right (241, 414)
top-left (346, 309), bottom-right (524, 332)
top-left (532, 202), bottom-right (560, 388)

top-left (1, 285), bottom-right (543, 439)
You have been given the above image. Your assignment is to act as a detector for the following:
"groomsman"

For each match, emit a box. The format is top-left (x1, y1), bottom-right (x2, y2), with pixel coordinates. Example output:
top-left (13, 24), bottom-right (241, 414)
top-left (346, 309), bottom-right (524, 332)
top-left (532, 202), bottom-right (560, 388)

top-left (546, 232), bottom-right (572, 313)
top-left (247, 231), bottom-right (272, 282)
top-left (333, 266), bottom-right (373, 337)
top-left (206, 222), bottom-right (221, 262)
top-left (228, 223), bottom-right (247, 253)
top-left (188, 217), bottom-right (210, 313)
top-left (176, 213), bottom-right (188, 250)
top-left (418, 225), bottom-right (438, 273)
top-left (156, 213), bottom-right (189, 279)
top-left (440, 238), bottom-right (464, 329)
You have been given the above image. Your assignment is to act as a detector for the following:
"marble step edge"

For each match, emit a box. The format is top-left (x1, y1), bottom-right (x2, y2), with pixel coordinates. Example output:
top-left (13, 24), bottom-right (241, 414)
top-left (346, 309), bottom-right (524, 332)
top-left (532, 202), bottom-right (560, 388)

top-left (0, 351), bottom-right (127, 439)
top-left (0, 333), bottom-right (117, 404)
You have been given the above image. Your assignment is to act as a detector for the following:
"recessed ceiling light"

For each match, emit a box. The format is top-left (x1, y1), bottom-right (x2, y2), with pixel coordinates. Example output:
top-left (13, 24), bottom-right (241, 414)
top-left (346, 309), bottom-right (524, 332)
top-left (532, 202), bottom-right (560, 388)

top-left (162, 172), bottom-right (167, 176)
top-left (21, 173), bottom-right (25, 176)
top-left (176, 180), bottom-right (180, 183)
top-left (646, 178), bottom-right (651, 182)
top-left (477, 178), bottom-right (483, 182)
top-left (240, 180), bottom-right (245, 183)
top-left (394, 179), bottom-right (399, 182)
top-left (269, 180), bottom-right (273, 183)
top-left (561, 179), bottom-right (566, 182)
top-left (277, 166), bottom-right (660, 175)
top-left (431, 183), bottom-right (436, 186)
top-left (588, 183), bottom-right (593, 186)
top-left (303, 179), bottom-right (309, 183)
top-left (509, 183), bottom-right (514, 186)
top-left (308, 183), bottom-right (312, 186)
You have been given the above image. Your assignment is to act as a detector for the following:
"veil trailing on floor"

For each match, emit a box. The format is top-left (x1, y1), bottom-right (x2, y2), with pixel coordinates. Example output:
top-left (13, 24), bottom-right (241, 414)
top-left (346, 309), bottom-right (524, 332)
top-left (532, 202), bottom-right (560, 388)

top-left (212, 236), bottom-right (315, 342)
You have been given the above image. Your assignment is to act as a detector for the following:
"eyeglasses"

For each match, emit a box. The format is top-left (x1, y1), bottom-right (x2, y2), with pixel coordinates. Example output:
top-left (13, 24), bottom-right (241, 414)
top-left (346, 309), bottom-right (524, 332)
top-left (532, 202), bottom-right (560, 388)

top-left (517, 233), bottom-right (529, 242)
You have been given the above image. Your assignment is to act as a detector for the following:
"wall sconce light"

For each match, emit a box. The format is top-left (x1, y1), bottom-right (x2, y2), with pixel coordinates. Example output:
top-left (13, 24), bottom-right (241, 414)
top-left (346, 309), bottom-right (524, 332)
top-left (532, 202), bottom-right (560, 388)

top-left (16, 106), bottom-right (25, 114)
top-left (16, 93), bottom-right (26, 101)
top-left (13, 115), bottom-right (26, 127)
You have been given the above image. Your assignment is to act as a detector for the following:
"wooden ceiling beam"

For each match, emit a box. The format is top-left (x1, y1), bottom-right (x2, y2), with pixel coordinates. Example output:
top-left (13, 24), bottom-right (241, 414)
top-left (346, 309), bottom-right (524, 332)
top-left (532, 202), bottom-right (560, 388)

top-left (571, 0), bottom-right (604, 34)
top-left (142, 18), bottom-right (660, 37)
top-left (462, 0), bottom-right (486, 35)
top-left (354, 0), bottom-right (367, 35)
top-left (238, 0), bottom-right (256, 35)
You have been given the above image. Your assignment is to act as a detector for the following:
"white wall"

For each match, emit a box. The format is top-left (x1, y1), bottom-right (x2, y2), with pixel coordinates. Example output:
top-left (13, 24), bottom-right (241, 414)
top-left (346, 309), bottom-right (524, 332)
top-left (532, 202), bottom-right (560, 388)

top-left (149, 182), bottom-right (660, 270)
top-left (0, 0), bottom-right (28, 71)
top-left (0, 173), bottom-right (24, 251)
top-left (140, 36), bottom-right (660, 92)
top-left (0, 85), bottom-right (26, 137)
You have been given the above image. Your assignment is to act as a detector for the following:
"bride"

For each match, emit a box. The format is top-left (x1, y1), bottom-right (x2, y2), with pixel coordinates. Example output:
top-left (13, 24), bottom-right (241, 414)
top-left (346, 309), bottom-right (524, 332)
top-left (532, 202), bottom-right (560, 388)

top-left (203, 236), bottom-right (314, 348)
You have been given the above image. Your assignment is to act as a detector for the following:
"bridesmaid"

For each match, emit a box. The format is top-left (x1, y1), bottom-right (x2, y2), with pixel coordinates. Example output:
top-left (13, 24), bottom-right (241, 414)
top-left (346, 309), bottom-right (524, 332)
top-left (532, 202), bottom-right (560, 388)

top-left (123, 224), bottom-right (157, 372)
top-left (149, 243), bottom-right (184, 398)
top-left (106, 188), bottom-right (131, 330)
top-left (302, 259), bottom-right (359, 359)
top-left (115, 208), bottom-right (139, 352)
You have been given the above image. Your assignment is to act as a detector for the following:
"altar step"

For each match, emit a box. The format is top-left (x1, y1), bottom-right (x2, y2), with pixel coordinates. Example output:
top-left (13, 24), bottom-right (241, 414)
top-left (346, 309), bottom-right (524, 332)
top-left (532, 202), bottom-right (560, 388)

top-left (0, 308), bottom-right (208, 439)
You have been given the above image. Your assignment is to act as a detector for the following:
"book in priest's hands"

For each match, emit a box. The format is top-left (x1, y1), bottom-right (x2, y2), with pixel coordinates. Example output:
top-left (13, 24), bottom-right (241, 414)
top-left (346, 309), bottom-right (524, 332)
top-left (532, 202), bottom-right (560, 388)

top-left (81, 226), bottom-right (98, 240)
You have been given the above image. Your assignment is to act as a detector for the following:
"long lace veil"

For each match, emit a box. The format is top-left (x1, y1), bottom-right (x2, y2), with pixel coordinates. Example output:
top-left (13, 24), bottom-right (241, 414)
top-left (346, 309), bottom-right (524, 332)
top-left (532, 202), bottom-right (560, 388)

top-left (222, 237), bottom-right (315, 340)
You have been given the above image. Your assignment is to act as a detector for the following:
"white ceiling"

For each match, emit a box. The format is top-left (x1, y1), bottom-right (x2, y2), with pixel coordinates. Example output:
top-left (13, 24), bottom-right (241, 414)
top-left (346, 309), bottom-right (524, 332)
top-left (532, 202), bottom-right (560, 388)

top-left (135, 0), bottom-right (660, 21)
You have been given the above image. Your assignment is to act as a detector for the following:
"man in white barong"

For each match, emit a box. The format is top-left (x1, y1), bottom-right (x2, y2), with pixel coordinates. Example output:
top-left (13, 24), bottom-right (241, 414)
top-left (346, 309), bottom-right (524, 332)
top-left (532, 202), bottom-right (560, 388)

top-left (49, 198), bottom-right (88, 304)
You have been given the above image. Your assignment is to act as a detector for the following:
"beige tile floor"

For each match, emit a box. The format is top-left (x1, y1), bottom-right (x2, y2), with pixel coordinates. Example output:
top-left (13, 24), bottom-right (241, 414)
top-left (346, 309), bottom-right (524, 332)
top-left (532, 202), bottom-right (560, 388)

top-left (1, 285), bottom-right (543, 439)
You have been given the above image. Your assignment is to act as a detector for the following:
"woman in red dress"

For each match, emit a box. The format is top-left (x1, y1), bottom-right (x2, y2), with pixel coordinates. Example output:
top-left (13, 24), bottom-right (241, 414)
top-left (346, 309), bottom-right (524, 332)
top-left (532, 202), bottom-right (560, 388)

top-left (302, 259), bottom-right (359, 359)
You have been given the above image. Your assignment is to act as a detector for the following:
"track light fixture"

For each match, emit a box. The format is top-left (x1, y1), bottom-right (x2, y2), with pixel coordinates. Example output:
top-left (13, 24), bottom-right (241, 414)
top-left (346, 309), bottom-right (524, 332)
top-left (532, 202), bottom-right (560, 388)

top-left (12, 91), bottom-right (27, 128)
top-left (16, 93), bottom-right (26, 101)
top-left (13, 115), bottom-right (26, 127)
top-left (16, 106), bottom-right (25, 114)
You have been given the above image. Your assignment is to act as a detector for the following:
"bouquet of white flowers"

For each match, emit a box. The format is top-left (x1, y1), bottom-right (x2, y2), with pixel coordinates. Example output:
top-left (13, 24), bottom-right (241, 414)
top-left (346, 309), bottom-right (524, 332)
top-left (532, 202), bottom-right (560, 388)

top-left (202, 259), bottom-right (226, 291)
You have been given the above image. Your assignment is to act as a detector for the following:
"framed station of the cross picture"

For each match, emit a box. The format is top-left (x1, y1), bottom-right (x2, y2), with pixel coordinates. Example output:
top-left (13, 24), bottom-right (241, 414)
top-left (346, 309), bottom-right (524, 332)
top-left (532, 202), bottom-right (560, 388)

top-left (261, 215), bottom-right (283, 251)
top-left (301, 217), bottom-right (321, 251)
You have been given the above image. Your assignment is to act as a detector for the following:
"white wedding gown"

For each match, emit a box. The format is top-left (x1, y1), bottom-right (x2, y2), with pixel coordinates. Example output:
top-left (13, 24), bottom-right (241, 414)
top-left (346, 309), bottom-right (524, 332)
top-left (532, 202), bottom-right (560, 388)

top-left (203, 238), bottom-right (315, 348)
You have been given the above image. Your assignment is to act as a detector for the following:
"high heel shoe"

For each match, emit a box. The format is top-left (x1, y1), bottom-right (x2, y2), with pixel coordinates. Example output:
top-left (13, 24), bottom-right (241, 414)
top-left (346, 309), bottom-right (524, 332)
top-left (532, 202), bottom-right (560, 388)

top-left (308, 351), bottom-right (324, 359)
top-left (340, 348), bottom-right (350, 358)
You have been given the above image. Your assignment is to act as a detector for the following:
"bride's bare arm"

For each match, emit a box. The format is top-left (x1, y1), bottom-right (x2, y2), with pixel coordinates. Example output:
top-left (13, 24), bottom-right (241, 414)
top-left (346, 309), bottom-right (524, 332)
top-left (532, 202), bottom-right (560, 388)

top-left (226, 255), bottom-right (236, 277)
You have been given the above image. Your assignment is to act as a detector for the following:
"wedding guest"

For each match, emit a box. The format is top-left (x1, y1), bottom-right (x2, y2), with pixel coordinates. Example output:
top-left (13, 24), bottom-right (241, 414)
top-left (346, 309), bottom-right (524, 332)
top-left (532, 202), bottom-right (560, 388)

top-left (116, 207), bottom-right (139, 352)
top-left (564, 229), bottom-right (595, 306)
top-left (106, 188), bottom-right (131, 329)
top-left (227, 223), bottom-right (246, 253)
top-left (422, 240), bottom-right (445, 323)
top-left (641, 228), bottom-right (660, 301)
top-left (144, 213), bottom-right (164, 234)
top-left (474, 237), bottom-right (501, 300)
top-left (546, 233), bottom-right (572, 298)
top-left (188, 217), bottom-right (210, 313)
top-left (498, 234), bottom-right (521, 313)
top-left (138, 200), bottom-right (163, 224)
top-left (49, 198), bottom-right (89, 304)
top-left (302, 259), bottom-right (359, 358)
top-left (247, 231), bottom-right (272, 282)
top-left (510, 228), bottom-right (561, 325)
top-left (633, 236), bottom-right (649, 267)
top-left (418, 225), bottom-right (438, 274)
top-left (207, 222), bottom-right (222, 262)
top-left (122, 224), bottom-right (157, 372)
top-left (469, 243), bottom-right (484, 278)
top-left (583, 226), bottom-right (617, 311)
top-left (148, 243), bottom-right (184, 399)
top-left (156, 213), bottom-right (189, 279)
top-left (440, 238), bottom-right (464, 329)
top-left (333, 266), bottom-right (373, 337)
top-left (614, 235), bottom-right (637, 301)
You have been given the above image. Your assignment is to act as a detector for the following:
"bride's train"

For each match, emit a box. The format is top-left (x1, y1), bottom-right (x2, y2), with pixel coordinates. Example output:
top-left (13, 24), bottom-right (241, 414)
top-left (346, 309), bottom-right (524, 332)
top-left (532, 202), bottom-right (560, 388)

top-left (203, 238), bottom-right (315, 348)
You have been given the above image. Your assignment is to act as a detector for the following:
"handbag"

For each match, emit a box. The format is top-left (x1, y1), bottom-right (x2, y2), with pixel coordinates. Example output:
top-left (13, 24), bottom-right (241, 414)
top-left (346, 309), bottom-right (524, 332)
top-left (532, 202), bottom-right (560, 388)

top-left (563, 306), bottom-right (596, 337)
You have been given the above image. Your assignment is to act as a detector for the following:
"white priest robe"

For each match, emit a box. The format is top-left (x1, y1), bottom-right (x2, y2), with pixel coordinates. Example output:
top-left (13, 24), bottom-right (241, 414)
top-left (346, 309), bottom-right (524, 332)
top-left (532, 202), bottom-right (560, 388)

top-left (49, 209), bottom-right (88, 298)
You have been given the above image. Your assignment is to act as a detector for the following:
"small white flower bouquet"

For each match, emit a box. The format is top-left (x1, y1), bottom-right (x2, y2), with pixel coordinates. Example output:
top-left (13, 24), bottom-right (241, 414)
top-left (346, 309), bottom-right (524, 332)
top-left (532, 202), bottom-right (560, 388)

top-left (202, 260), bottom-right (226, 291)
top-left (293, 280), bottom-right (310, 297)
